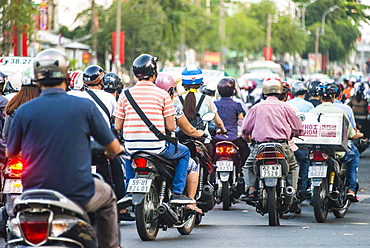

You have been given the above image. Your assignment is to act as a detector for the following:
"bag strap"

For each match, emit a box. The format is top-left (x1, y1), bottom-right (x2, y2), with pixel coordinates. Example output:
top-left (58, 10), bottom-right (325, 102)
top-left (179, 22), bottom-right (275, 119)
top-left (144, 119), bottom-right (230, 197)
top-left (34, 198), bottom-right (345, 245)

top-left (124, 89), bottom-right (178, 147)
top-left (86, 90), bottom-right (111, 122)
top-left (179, 95), bottom-right (184, 105)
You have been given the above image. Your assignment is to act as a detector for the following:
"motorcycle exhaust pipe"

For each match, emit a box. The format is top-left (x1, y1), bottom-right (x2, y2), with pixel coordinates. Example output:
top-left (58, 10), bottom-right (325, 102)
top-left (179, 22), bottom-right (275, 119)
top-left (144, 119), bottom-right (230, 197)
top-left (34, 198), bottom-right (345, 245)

top-left (284, 186), bottom-right (295, 208)
top-left (236, 177), bottom-right (245, 197)
top-left (329, 191), bottom-right (341, 207)
top-left (157, 203), bottom-right (179, 226)
top-left (198, 185), bottom-right (215, 211)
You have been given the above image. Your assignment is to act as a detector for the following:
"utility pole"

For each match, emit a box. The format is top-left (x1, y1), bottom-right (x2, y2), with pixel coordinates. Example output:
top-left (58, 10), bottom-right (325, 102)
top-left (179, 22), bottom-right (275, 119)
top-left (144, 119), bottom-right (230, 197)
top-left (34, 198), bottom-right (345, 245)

top-left (91, 0), bottom-right (98, 65)
top-left (314, 27), bottom-right (319, 73)
top-left (219, 0), bottom-right (226, 70)
top-left (114, 0), bottom-right (121, 74)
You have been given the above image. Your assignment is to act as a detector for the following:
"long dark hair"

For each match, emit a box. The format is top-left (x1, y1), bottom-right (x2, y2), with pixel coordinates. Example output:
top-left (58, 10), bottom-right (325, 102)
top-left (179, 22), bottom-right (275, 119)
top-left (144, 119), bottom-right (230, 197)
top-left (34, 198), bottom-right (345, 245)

top-left (5, 85), bottom-right (40, 115)
top-left (183, 84), bottom-right (201, 121)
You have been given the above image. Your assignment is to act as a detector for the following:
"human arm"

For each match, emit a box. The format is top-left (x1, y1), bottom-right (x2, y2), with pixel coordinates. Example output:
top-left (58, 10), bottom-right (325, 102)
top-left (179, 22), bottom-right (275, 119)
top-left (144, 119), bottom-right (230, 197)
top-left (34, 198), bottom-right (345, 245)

top-left (240, 109), bottom-right (255, 139)
top-left (115, 117), bottom-right (124, 132)
top-left (104, 138), bottom-right (125, 158)
top-left (177, 115), bottom-right (204, 138)
top-left (164, 115), bottom-right (176, 131)
top-left (2, 114), bottom-right (13, 144)
top-left (286, 107), bottom-right (304, 136)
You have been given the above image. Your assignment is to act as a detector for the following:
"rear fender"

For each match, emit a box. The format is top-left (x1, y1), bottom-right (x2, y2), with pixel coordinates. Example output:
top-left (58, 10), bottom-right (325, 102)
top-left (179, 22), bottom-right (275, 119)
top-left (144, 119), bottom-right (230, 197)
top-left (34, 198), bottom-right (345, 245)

top-left (263, 178), bottom-right (278, 187)
top-left (132, 193), bottom-right (146, 205)
top-left (219, 172), bottom-right (230, 182)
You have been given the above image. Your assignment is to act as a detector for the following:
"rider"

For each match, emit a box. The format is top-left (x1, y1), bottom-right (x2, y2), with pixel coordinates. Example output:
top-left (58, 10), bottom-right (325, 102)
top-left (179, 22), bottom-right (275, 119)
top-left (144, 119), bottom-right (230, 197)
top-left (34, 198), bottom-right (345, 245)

top-left (306, 80), bottom-right (322, 107)
top-left (155, 72), bottom-right (204, 213)
top-left (4, 72), bottom-right (22, 101)
top-left (241, 77), bottom-right (304, 198)
top-left (68, 70), bottom-right (85, 92)
top-left (114, 54), bottom-right (195, 205)
top-left (309, 81), bottom-right (363, 202)
top-left (6, 48), bottom-right (123, 248)
top-left (173, 65), bottom-right (227, 156)
top-left (211, 78), bottom-right (250, 174)
top-left (286, 81), bottom-right (314, 112)
top-left (104, 72), bottom-right (123, 100)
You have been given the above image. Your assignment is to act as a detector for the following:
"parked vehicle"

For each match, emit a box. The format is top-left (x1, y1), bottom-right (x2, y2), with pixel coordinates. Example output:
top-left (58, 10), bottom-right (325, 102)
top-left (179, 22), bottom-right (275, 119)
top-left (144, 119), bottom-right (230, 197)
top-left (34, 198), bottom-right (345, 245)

top-left (308, 145), bottom-right (351, 223)
top-left (213, 141), bottom-right (244, 210)
top-left (245, 142), bottom-right (300, 226)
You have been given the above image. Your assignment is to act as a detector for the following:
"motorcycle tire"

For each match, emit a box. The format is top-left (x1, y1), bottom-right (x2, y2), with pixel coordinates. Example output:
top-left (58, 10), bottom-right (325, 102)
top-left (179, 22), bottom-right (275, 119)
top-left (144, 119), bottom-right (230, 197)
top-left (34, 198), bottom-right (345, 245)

top-left (177, 213), bottom-right (196, 235)
top-left (222, 181), bottom-right (231, 210)
top-left (267, 187), bottom-right (280, 226)
top-left (195, 213), bottom-right (202, 225)
top-left (332, 199), bottom-right (350, 218)
top-left (135, 184), bottom-right (160, 241)
top-left (312, 179), bottom-right (329, 223)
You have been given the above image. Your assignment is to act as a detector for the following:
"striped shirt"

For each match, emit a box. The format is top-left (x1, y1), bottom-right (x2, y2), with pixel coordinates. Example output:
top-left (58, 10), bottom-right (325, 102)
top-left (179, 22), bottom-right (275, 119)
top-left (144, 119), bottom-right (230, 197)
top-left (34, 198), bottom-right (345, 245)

top-left (113, 81), bottom-right (175, 154)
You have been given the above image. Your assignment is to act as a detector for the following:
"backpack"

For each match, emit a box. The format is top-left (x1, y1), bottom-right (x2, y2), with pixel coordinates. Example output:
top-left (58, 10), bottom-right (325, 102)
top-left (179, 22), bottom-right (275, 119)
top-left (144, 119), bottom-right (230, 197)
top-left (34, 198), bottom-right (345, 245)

top-left (176, 94), bottom-right (206, 141)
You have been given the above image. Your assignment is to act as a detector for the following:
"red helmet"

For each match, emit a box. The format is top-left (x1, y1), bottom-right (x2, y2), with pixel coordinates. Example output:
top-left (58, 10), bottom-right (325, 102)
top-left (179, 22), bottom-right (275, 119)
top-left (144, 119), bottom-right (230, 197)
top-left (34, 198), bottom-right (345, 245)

top-left (244, 80), bottom-right (257, 91)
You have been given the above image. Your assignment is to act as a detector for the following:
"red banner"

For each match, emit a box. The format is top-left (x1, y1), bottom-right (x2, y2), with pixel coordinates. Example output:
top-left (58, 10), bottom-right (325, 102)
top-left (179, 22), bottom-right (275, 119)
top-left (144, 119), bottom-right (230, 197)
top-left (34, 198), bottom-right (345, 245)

top-left (112, 31), bottom-right (125, 64)
top-left (204, 52), bottom-right (220, 65)
top-left (263, 47), bottom-right (273, 61)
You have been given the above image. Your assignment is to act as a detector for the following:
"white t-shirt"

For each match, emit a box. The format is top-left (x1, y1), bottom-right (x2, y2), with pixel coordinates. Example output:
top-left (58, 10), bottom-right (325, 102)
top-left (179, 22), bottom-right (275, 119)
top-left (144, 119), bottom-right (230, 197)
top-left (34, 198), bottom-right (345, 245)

top-left (68, 89), bottom-right (116, 127)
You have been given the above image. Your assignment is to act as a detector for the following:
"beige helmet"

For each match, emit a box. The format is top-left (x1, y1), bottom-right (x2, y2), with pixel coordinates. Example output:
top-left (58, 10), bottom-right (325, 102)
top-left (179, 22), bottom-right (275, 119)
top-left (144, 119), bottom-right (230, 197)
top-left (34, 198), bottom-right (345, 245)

top-left (262, 77), bottom-right (283, 95)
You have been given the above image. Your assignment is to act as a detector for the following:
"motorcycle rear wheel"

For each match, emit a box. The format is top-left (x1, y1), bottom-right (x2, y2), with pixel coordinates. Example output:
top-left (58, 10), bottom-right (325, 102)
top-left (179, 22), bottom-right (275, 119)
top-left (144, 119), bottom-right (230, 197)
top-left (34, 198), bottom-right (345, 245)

top-left (135, 184), bottom-right (160, 241)
top-left (177, 213), bottom-right (196, 235)
top-left (312, 179), bottom-right (329, 223)
top-left (267, 187), bottom-right (280, 226)
top-left (222, 181), bottom-right (231, 210)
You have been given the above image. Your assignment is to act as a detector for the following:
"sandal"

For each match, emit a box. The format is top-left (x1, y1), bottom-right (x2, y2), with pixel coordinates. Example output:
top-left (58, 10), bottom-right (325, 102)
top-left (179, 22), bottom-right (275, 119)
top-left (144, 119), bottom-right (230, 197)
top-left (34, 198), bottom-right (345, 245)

top-left (185, 204), bottom-right (203, 214)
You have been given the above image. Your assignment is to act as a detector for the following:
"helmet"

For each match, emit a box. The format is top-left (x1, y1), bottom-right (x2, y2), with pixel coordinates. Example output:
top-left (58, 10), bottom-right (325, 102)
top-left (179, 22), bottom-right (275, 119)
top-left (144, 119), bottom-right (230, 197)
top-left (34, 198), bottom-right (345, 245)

top-left (69, 70), bottom-right (85, 90)
top-left (155, 72), bottom-right (174, 92)
top-left (318, 81), bottom-right (336, 97)
top-left (21, 66), bottom-right (37, 86)
top-left (132, 54), bottom-right (158, 80)
top-left (307, 80), bottom-right (321, 97)
top-left (217, 78), bottom-right (236, 97)
top-left (332, 82), bottom-right (344, 98)
top-left (245, 80), bottom-right (257, 91)
top-left (103, 72), bottom-right (122, 93)
top-left (34, 48), bottom-right (70, 81)
top-left (6, 72), bottom-right (22, 92)
top-left (83, 65), bottom-right (105, 85)
top-left (291, 81), bottom-right (307, 96)
top-left (262, 77), bottom-right (283, 95)
top-left (181, 65), bottom-right (203, 85)
top-left (282, 81), bottom-right (291, 94)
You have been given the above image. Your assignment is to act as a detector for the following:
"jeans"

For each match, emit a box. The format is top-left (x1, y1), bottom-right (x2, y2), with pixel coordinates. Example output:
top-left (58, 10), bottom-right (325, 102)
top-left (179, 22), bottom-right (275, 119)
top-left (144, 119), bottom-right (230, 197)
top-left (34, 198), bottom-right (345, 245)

top-left (340, 141), bottom-right (360, 192)
top-left (82, 178), bottom-right (118, 248)
top-left (125, 142), bottom-right (190, 195)
top-left (294, 149), bottom-right (310, 192)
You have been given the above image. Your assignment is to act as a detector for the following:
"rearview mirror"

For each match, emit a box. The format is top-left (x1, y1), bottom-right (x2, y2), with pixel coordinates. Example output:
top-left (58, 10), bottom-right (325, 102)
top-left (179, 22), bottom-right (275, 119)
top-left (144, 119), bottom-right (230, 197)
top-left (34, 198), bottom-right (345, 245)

top-left (202, 112), bottom-right (215, 122)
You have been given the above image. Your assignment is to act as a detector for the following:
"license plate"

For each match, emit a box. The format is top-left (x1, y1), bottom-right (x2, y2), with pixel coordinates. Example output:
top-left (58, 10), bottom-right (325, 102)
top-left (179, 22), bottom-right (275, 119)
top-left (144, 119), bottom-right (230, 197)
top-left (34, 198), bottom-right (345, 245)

top-left (260, 164), bottom-right (282, 178)
top-left (3, 179), bottom-right (23, 194)
top-left (308, 166), bottom-right (327, 178)
top-left (127, 178), bottom-right (152, 193)
top-left (216, 161), bottom-right (233, 171)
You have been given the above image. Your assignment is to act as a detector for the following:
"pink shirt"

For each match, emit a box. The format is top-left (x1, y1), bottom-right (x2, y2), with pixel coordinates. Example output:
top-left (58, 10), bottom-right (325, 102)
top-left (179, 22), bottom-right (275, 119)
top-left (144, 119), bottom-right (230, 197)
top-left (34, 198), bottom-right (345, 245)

top-left (241, 96), bottom-right (303, 142)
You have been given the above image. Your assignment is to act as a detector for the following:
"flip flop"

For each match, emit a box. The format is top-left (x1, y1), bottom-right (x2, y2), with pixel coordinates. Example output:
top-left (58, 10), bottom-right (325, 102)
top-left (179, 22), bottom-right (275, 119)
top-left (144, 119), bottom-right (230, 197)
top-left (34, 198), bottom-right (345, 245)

top-left (185, 204), bottom-right (203, 214)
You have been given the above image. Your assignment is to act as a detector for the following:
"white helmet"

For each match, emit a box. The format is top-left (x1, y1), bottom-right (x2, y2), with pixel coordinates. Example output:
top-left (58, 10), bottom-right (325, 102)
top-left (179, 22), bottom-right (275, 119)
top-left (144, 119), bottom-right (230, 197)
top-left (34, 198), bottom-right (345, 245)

top-left (69, 70), bottom-right (85, 91)
top-left (262, 77), bottom-right (283, 95)
top-left (21, 66), bottom-right (37, 86)
top-left (6, 72), bottom-right (22, 92)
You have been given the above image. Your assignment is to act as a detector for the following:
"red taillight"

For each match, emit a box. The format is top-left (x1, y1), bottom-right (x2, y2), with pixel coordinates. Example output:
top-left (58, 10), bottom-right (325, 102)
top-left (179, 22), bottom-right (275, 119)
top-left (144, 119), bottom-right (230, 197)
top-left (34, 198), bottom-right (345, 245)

top-left (309, 151), bottom-right (329, 162)
top-left (216, 145), bottom-right (235, 155)
top-left (134, 158), bottom-right (147, 168)
top-left (8, 158), bottom-right (23, 176)
top-left (255, 149), bottom-right (285, 160)
top-left (20, 221), bottom-right (49, 245)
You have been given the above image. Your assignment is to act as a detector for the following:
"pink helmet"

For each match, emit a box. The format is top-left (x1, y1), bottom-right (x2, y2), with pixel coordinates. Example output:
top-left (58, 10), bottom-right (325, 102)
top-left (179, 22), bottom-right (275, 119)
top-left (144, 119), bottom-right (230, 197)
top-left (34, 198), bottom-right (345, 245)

top-left (245, 80), bottom-right (257, 91)
top-left (155, 72), bottom-right (174, 92)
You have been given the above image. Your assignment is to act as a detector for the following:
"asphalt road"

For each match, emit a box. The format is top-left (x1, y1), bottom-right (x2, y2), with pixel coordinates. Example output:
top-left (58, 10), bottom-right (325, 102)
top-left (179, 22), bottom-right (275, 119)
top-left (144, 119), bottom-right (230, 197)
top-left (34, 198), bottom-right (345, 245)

top-left (2, 148), bottom-right (370, 247)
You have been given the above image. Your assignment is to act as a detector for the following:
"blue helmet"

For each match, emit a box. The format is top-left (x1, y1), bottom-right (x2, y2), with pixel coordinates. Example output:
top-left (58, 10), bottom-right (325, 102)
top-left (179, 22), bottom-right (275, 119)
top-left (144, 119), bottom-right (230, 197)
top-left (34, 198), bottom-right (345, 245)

top-left (181, 65), bottom-right (203, 85)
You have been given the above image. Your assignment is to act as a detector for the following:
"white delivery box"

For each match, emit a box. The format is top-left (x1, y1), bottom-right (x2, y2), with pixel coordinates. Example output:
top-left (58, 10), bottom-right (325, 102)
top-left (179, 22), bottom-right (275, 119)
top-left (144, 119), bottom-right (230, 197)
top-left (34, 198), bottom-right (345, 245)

top-left (293, 113), bottom-right (349, 151)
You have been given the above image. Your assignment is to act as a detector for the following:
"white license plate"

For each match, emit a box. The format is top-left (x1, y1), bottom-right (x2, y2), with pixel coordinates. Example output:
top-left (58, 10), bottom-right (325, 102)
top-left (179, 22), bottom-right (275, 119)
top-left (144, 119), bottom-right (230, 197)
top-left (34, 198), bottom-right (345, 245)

top-left (308, 166), bottom-right (327, 178)
top-left (127, 178), bottom-right (152, 193)
top-left (260, 164), bottom-right (282, 178)
top-left (216, 161), bottom-right (233, 171)
top-left (3, 179), bottom-right (23, 194)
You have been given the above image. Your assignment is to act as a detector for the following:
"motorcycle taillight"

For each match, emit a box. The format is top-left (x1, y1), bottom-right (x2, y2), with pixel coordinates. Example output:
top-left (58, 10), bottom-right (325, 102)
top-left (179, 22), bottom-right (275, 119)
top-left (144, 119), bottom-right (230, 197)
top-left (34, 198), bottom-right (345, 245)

top-left (7, 158), bottom-right (23, 177)
top-left (133, 158), bottom-right (147, 168)
top-left (309, 150), bottom-right (329, 162)
top-left (19, 211), bottom-right (50, 246)
top-left (216, 145), bottom-right (236, 155)
top-left (255, 151), bottom-right (285, 160)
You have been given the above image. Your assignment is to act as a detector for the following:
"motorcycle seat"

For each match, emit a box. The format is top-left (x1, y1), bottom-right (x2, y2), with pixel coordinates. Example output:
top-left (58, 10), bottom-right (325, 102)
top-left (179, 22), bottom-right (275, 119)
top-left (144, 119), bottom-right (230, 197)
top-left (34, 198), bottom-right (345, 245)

top-left (131, 151), bottom-right (177, 168)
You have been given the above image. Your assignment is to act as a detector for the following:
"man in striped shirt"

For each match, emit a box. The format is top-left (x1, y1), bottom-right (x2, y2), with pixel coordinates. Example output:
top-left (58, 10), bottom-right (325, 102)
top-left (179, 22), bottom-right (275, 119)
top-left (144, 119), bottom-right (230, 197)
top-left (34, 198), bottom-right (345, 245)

top-left (114, 54), bottom-right (195, 204)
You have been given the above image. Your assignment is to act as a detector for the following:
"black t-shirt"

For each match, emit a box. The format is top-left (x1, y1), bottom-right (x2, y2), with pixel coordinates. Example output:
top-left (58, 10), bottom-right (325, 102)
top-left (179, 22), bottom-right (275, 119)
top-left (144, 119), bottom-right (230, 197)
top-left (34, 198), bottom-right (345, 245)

top-left (7, 88), bottom-right (115, 205)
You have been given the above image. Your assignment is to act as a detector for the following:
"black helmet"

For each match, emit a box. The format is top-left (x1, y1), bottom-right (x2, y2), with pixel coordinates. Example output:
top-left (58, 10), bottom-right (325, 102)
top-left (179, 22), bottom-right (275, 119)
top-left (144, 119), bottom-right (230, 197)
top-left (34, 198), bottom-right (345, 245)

top-left (103, 72), bottom-right (122, 93)
top-left (291, 81), bottom-right (307, 96)
top-left (307, 80), bottom-right (321, 97)
top-left (217, 78), bottom-right (236, 97)
top-left (332, 82), bottom-right (344, 98)
top-left (132, 54), bottom-right (158, 80)
top-left (318, 81), bottom-right (336, 97)
top-left (34, 48), bottom-right (70, 82)
top-left (83, 65), bottom-right (105, 86)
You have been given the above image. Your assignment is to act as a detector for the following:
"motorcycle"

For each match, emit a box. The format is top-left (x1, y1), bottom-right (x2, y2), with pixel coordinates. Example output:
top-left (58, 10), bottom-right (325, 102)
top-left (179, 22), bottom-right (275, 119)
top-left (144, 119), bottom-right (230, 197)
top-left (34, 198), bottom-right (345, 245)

top-left (245, 142), bottom-right (300, 226)
top-left (214, 141), bottom-right (244, 210)
top-left (0, 158), bottom-right (24, 238)
top-left (308, 145), bottom-right (351, 223)
top-left (6, 188), bottom-right (99, 247)
top-left (178, 113), bottom-right (217, 223)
